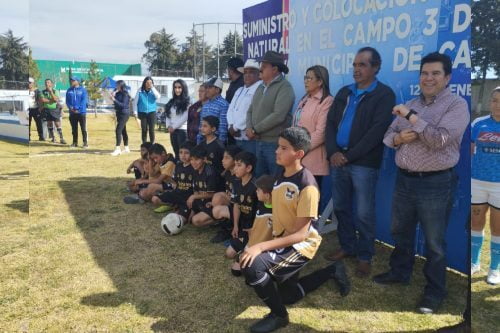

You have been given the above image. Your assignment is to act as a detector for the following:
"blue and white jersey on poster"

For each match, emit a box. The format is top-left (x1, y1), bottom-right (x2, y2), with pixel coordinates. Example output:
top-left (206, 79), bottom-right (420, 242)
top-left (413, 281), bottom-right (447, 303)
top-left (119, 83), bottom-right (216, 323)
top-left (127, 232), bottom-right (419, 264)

top-left (471, 115), bottom-right (500, 183)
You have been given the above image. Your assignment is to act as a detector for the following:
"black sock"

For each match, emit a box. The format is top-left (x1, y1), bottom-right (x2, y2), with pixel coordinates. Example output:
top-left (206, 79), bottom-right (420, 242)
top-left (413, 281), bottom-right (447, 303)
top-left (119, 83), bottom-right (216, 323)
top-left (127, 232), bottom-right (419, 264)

top-left (57, 128), bottom-right (63, 138)
top-left (253, 278), bottom-right (287, 318)
top-left (277, 277), bottom-right (304, 305)
top-left (298, 265), bottom-right (335, 294)
top-left (48, 127), bottom-right (54, 138)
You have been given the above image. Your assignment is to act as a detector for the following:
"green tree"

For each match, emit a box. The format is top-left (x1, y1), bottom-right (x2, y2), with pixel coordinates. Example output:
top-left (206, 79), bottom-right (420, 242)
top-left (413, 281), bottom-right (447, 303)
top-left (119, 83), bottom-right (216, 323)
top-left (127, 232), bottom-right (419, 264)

top-left (177, 28), bottom-right (216, 80)
top-left (84, 60), bottom-right (102, 118)
top-left (472, 0), bottom-right (500, 112)
top-left (219, 30), bottom-right (243, 71)
top-left (28, 48), bottom-right (41, 82)
top-left (0, 30), bottom-right (29, 89)
top-left (142, 28), bottom-right (179, 75)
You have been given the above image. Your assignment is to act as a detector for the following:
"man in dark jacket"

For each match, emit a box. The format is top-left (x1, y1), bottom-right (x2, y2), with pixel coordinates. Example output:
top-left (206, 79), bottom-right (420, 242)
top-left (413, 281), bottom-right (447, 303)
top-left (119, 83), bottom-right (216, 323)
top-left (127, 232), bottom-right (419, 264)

top-left (225, 57), bottom-right (244, 104)
top-left (325, 47), bottom-right (395, 278)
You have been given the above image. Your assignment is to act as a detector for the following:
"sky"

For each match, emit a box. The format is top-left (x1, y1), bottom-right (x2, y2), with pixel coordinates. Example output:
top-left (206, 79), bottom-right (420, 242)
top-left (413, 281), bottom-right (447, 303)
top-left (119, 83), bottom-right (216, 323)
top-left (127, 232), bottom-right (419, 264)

top-left (0, 0), bottom-right (263, 64)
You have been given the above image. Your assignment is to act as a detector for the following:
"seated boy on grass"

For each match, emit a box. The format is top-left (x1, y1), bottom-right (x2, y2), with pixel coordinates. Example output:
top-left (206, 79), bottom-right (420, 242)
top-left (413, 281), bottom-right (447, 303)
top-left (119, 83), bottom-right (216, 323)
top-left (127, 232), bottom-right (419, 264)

top-left (123, 143), bottom-right (175, 204)
top-left (209, 145), bottom-right (243, 243)
top-left (151, 141), bottom-right (195, 216)
top-left (198, 115), bottom-right (225, 174)
top-left (229, 174), bottom-right (275, 276)
top-left (188, 146), bottom-right (220, 227)
top-left (240, 127), bottom-right (350, 333)
top-left (211, 151), bottom-right (258, 271)
top-left (127, 142), bottom-right (152, 192)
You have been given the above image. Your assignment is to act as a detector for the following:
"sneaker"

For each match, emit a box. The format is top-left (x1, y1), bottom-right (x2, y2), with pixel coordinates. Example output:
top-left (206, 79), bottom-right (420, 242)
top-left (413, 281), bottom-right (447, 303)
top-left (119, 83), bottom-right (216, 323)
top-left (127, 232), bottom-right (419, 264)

top-left (471, 263), bottom-right (481, 275)
top-left (154, 205), bottom-right (173, 213)
top-left (417, 296), bottom-right (443, 314)
top-left (250, 313), bottom-right (289, 333)
top-left (111, 147), bottom-right (121, 156)
top-left (123, 194), bottom-right (144, 204)
top-left (123, 146), bottom-right (130, 153)
top-left (486, 269), bottom-right (500, 285)
top-left (70, 143), bottom-right (78, 148)
top-left (83, 143), bottom-right (89, 149)
top-left (51, 137), bottom-right (56, 143)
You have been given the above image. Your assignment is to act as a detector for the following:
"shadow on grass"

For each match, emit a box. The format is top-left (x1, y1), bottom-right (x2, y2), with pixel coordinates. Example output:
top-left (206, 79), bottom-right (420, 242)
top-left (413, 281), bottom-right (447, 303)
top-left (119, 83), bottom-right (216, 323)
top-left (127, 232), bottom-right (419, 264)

top-left (5, 199), bottom-right (29, 213)
top-left (60, 176), bottom-right (468, 332)
top-left (0, 170), bottom-right (29, 180)
top-left (32, 149), bottom-right (113, 155)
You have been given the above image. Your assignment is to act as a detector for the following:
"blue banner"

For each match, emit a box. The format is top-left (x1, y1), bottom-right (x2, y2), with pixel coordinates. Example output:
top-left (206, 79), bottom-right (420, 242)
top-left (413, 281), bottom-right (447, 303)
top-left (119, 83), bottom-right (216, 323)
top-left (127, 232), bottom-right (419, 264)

top-left (243, 0), bottom-right (471, 273)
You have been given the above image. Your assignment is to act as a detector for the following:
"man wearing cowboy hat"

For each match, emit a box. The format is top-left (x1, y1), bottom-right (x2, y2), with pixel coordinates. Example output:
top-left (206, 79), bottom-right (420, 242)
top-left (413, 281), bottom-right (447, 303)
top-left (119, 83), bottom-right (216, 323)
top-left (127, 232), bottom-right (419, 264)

top-left (246, 51), bottom-right (295, 177)
top-left (226, 59), bottom-right (262, 155)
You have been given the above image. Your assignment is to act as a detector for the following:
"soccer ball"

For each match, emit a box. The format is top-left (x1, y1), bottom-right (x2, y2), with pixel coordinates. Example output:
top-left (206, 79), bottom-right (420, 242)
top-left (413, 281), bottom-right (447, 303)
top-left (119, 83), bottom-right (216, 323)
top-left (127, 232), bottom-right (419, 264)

top-left (160, 213), bottom-right (185, 235)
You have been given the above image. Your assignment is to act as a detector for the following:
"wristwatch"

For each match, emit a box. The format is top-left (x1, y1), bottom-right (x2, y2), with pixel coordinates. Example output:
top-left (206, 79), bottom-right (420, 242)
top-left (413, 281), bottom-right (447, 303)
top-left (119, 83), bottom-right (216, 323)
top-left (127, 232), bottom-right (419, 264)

top-left (251, 127), bottom-right (258, 135)
top-left (405, 109), bottom-right (418, 120)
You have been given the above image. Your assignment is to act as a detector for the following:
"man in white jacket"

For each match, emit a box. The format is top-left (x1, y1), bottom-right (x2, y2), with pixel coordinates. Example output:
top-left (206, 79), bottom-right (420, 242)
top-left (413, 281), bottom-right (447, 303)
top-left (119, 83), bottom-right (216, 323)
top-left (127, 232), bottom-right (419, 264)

top-left (226, 59), bottom-right (261, 155)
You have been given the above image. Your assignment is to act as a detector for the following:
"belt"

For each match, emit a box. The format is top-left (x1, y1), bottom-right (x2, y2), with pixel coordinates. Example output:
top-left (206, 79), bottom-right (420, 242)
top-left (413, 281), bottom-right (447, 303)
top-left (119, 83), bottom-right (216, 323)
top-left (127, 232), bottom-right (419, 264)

top-left (398, 168), bottom-right (452, 178)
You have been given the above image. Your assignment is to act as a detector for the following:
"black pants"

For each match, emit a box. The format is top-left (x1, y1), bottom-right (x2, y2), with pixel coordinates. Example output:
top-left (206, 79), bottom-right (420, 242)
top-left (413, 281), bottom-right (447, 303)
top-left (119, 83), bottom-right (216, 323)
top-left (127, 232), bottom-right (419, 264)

top-left (29, 108), bottom-right (44, 140)
top-left (170, 129), bottom-right (187, 158)
top-left (116, 113), bottom-right (129, 146)
top-left (138, 112), bottom-right (156, 143)
top-left (69, 113), bottom-right (87, 144)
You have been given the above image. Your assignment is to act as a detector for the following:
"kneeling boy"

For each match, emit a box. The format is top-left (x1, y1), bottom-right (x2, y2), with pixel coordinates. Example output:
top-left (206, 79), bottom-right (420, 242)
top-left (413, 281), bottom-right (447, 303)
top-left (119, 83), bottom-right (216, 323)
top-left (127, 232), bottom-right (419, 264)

top-left (189, 146), bottom-right (221, 226)
top-left (240, 127), bottom-right (350, 333)
top-left (152, 141), bottom-right (195, 217)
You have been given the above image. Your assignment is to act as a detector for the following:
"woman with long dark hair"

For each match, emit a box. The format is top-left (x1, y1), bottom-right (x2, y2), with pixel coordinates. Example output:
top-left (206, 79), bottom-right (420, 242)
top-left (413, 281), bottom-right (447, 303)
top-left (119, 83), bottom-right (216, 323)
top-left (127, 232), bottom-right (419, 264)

top-left (165, 79), bottom-right (190, 158)
top-left (111, 80), bottom-right (131, 156)
top-left (134, 76), bottom-right (160, 143)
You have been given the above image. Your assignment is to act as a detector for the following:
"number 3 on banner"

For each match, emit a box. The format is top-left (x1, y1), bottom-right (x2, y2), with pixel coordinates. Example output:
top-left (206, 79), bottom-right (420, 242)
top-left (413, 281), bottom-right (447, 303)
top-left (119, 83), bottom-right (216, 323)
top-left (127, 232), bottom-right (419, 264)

top-left (423, 8), bottom-right (438, 36)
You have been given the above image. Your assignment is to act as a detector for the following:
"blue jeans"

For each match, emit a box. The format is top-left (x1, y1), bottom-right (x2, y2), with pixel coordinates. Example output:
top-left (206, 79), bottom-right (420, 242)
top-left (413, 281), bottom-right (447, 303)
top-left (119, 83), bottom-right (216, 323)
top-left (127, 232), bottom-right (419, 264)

top-left (254, 140), bottom-right (278, 177)
top-left (330, 164), bottom-right (378, 261)
top-left (236, 139), bottom-right (256, 156)
top-left (389, 169), bottom-right (457, 300)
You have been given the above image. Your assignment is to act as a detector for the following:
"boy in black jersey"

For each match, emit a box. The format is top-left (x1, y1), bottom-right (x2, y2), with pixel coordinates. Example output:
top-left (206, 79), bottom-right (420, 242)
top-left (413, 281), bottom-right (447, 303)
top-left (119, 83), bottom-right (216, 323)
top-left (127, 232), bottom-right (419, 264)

top-left (189, 145), bottom-right (220, 227)
top-left (198, 115), bottom-right (225, 174)
top-left (229, 175), bottom-right (275, 276)
top-left (212, 151), bottom-right (258, 256)
top-left (152, 141), bottom-right (195, 216)
top-left (240, 127), bottom-right (350, 333)
top-left (210, 145), bottom-right (243, 243)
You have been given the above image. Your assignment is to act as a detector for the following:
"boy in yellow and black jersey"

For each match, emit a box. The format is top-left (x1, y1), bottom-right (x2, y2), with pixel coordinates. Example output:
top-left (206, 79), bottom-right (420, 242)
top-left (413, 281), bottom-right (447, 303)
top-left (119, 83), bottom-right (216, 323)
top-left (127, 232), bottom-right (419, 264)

top-left (240, 127), bottom-right (351, 333)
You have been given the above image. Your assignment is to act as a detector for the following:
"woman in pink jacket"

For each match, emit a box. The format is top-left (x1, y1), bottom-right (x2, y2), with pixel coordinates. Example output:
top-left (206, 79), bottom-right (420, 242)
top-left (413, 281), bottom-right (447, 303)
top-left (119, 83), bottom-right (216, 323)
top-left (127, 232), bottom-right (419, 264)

top-left (292, 65), bottom-right (333, 191)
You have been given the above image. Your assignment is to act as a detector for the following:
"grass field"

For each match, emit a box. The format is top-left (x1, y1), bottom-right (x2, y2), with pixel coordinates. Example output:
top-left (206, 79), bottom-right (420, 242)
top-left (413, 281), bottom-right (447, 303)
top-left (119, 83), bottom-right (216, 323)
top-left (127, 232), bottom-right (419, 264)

top-left (0, 115), bottom-right (476, 332)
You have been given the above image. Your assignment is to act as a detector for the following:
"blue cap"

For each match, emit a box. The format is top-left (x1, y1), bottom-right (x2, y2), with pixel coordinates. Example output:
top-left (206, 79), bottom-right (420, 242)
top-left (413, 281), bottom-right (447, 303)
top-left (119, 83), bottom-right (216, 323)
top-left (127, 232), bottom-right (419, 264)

top-left (70, 76), bottom-right (81, 82)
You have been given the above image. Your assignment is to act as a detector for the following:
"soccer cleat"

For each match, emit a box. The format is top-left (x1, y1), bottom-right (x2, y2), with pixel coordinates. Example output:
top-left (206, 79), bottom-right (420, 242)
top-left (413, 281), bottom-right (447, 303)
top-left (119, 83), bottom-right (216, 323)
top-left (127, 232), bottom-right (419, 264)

top-left (471, 263), bottom-right (481, 275)
top-left (83, 143), bottom-right (89, 149)
top-left (111, 147), bottom-right (121, 156)
top-left (70, 143), bottom-right (78, 148)
top-left (60, 139), bottom-right (67, 144)
top-left (250, 313), bottom-right (289, 333)
top-left (123, 146), bottom-right (130, 153)
top-left (123, 194), bottom-right (144, 204)
top-left (486, 269), bottom-right (500, 285)
top-left (154, 205), bottom-right (173, 213)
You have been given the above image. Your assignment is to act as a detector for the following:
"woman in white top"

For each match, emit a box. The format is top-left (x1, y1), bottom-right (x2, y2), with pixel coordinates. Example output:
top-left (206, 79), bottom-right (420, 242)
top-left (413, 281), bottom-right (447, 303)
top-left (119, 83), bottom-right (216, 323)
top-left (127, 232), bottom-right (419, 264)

top-left (165, 79), bottom-right (190, 158)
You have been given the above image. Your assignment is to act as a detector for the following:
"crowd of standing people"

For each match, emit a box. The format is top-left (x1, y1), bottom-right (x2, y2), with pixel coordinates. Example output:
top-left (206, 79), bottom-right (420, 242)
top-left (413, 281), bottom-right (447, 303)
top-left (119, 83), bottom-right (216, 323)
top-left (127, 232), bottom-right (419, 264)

top-left (27, 47), bottom-right (494, 333)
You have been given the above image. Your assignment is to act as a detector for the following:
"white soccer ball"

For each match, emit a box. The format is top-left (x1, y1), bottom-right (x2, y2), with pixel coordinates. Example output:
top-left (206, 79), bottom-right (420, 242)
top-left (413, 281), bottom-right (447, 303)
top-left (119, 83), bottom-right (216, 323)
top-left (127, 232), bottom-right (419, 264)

top-left (160, 213), bottom-right (185, 235)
